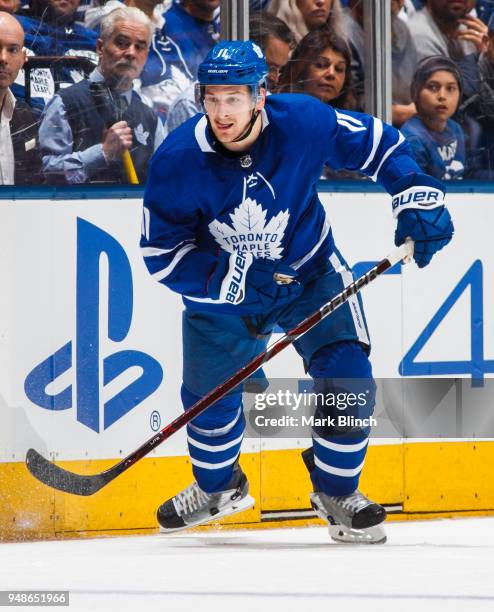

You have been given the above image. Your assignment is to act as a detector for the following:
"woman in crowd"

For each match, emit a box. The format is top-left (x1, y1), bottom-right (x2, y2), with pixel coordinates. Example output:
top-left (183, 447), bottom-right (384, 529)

top-left (268, 0), bottom-right (344, 42)
top-left (277, 27), bottom-right (356, 109)
top-left (277, 28), bottom-right (360, 179)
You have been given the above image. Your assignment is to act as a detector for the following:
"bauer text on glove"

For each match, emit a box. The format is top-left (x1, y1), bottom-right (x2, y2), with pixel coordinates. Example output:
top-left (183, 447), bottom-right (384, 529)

top-left (206, 251), bottom-right (303, 309)
top-left (391, 174), bottom-right (454, 268)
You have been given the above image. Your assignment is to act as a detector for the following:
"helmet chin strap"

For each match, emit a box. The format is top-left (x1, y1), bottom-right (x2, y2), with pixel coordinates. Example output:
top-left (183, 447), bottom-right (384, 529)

top-left (206, 107), bottom-right (261, 147)
top-left (231, 108), bottom-right (260, 143)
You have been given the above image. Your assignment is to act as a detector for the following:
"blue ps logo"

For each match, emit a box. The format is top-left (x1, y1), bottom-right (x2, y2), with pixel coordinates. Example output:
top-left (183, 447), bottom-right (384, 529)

top-left (24, 218), bottom-right (163, 432)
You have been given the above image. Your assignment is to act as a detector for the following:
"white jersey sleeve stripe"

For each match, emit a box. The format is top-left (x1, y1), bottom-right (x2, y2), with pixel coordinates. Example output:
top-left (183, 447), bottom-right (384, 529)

top-left (335, 110), bottom-right (364, 127)
top-left (370, 132), bottom-right (405, 182)
top-left (360, 118), bottom-right (383, 171)
top-left (152, 243), bottom-right (197, 282)
top-left (337, 119), bottom-right (366, 133)
top-left (141, 240), bottom-right (193, 258)
top-left (314, 455), bottom-right (366, 478)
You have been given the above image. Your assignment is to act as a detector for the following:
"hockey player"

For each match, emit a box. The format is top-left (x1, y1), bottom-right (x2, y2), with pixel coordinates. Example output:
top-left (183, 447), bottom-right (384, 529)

top-left (141, 40), bottom-right (454, 543)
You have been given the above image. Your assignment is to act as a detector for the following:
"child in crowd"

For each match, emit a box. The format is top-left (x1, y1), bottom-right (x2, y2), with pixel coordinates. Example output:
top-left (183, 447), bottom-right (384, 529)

top-left (401, 56), bottom-right (466, 180)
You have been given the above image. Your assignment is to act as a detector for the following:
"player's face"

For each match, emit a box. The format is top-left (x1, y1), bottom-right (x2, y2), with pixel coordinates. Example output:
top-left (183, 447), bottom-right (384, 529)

top-left (49, 0), bottom-right (80, 19)
top-left (428, 0), bottom-right (474, 22)
top-left (97, 20), bottom-right (150, 90)
top-left (296, 0), bottom-right (333, 30)
top-left (304, 47), bottom-right (346, 104)
top-left (0, 21), bottom-right (26, 89)
top-left (265, 35), bottom-right (291, 89)
top-left (204, 85), bottom-right (265, 143)
top-left (417, 70), bottom-right (460, 123)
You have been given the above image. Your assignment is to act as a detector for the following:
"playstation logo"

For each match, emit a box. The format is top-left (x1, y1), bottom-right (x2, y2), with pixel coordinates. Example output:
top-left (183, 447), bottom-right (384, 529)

top-left (24, 218), bottom-right (163, 433)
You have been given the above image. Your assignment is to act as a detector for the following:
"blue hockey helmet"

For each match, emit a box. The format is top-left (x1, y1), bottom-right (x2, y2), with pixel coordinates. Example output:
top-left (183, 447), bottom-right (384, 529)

top-left (198, 40), bottom-right (269, 88)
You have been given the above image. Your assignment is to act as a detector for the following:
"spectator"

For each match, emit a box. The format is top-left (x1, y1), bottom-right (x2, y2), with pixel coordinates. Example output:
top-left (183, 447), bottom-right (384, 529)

top-left (340, 0), bottom-right (364, 107)
top-left (277, 28), bottom-right (361, 179)
top-left (267, 0), bottom-right (344, 42)
top-left (166, 11), bottom-right (295, 132)
top-left (85, 0), bottom-right (193, 120)
top-left (0, 0), bottom-right (18, 12)
top-left (408, 0), bottom-right (487, 98)
top-left (277, 28), bottom-right (356, 109)
top-left (0, 11), bottom-right (41, 184)
top-left (14, 0), bottom-right (98, 108)
top-left (164, 0), bottom-right (220, 79)
top-left (16, 1), bottom-right (98, 59)
top-left (401, 56), bottom-right (466, 180)
top-left (249, 11), bottom-right (296, 90)
top-left (477, 0), bottom-right (494, 25)
top-left (342, 0), bottom-right (419, 121)
top-left (137, 0), bottom-right (195, 118)
top-left (39, 6), bottom-right (165, 184)
top-left (392, 0), bottom-right (418, 126)
top-left (461, 12), bottom-right (494, 174)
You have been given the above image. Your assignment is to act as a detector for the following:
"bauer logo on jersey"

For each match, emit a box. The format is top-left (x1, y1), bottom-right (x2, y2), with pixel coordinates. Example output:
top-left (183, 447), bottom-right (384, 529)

top-left (209, 198), bottom-right (289, 260)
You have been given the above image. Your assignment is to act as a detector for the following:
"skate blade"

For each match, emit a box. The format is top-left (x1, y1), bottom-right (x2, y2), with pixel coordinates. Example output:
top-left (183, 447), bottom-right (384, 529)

top-left (328, 524), bottom-right (387, 545)
top-left (159, 495), bottom-right (255, 534)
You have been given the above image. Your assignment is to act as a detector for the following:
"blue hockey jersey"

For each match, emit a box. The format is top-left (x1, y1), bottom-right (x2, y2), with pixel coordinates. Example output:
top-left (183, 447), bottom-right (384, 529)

top-left (141, 94), bottom-right (425, 315)
top-left (14, 15), bottom-right (98, 108)
top-left (164, 1), bottom-right (220, 79)
top-left (138, 28), bottom-right (194, 120)
top-left (401, 116), bottom-right (465, 181)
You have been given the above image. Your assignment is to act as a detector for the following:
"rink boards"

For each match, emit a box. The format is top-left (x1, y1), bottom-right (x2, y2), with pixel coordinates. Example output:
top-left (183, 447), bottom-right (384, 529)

top-left (1, 186), bottom-right (494, 539)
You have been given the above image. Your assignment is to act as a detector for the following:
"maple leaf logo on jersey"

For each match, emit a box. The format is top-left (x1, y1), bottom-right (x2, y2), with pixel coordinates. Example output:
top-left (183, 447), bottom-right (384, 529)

top-left (134, 124), bottom-right (149, 146)
top-left (209, 198), bottom-right (289, 260)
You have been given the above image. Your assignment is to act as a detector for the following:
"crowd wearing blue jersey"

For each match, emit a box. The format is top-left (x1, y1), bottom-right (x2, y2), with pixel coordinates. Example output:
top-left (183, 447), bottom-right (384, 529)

top-left (3, 0), bottom-right (494, 184)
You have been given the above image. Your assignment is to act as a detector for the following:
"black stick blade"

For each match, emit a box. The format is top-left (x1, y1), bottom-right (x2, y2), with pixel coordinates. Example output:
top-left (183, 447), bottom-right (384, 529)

top-left (26, 449), bottom-right (111, 496)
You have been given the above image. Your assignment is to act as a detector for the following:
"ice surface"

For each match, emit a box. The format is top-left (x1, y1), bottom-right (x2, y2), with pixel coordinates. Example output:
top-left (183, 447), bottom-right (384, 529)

top-left (1, 517), bottom-right (494, 612)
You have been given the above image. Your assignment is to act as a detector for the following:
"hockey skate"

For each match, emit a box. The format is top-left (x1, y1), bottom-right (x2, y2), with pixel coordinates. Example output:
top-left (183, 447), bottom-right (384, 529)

top-left (157, 464), bottom-right (255, 533)
top-left (310, 489), bottom-right (387, 544)
top-left (302, 448), bottom-right (386, 543)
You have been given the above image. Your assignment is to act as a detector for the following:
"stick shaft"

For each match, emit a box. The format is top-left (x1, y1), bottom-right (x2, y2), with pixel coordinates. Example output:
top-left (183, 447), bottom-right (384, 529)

top-left (26, 242), bottom-right (411, 495)
top-left (119, 243), bottom-right (410, 470)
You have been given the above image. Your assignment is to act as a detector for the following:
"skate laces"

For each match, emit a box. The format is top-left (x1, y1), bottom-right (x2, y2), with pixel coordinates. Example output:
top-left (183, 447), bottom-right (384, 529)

top-left (174, 482), bottom-right (210, 516)
top-left (335, 490), bottom-right (371, 514)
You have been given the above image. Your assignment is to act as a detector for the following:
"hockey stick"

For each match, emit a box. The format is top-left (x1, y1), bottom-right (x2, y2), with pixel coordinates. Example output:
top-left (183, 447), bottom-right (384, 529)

top-left (26, 241), bottom-right (413, 496)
